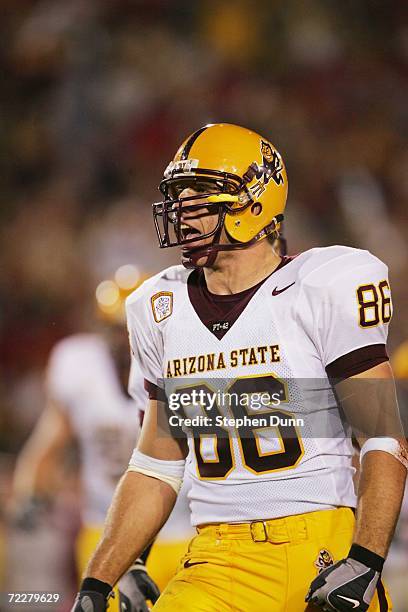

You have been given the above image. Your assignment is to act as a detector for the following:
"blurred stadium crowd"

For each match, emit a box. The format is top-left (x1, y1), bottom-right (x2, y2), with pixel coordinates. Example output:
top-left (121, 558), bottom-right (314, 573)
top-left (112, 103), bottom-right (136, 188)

top-left (0, 0), bottom-right (408, 608)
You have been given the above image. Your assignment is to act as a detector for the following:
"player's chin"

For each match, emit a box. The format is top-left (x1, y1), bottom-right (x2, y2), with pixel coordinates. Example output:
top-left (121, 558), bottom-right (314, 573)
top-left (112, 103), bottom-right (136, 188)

top-left (181, 239), bottom-right (211, 266)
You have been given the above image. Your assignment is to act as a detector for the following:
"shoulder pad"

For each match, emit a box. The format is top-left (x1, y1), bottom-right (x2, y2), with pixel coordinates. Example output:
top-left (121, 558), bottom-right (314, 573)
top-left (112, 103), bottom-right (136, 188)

top-left (297, 246), bottom-right (386, 288)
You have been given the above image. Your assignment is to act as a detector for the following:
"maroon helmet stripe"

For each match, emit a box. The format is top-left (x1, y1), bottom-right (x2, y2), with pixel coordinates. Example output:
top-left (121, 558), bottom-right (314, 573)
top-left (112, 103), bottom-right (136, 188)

top-left (181, 126), bottom-right (209, 160)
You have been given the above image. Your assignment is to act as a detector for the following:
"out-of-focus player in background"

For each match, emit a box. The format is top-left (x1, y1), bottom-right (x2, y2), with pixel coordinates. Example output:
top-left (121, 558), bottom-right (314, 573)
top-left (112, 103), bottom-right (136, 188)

top-left (11, 265), bottom-right (193, 611)
top-left (73, 124), bottom-right (407, 612)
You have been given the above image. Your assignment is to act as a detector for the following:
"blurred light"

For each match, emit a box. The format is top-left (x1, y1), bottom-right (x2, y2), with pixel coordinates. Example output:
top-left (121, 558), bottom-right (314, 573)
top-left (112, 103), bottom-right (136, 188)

top-left (95, 280), bottom-right (120, 309)
top-left (114, 264), bottom-right (140, 290)
top-left (393, 341), bottom-right (408, 380)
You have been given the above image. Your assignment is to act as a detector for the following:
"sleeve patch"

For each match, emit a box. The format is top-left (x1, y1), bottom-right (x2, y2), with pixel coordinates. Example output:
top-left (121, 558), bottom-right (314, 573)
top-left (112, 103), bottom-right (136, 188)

top-left (151, 291), bottom-right (173, 323)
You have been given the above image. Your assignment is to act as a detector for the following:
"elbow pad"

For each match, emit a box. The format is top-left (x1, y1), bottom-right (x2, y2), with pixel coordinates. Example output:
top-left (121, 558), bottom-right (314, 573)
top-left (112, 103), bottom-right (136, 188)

top-left (127, 449), bottom-right (185, 493)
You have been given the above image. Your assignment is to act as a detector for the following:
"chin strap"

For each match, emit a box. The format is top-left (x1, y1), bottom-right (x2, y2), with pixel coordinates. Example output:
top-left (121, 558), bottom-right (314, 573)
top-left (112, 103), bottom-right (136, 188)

top-left (182, 214), bottom-right (284, 269)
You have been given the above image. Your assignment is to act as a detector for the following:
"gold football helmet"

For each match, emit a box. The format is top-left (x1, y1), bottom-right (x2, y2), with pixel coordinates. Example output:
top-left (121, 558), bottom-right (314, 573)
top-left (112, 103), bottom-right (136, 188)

top-left (153, 123), bottom-right (288, 267)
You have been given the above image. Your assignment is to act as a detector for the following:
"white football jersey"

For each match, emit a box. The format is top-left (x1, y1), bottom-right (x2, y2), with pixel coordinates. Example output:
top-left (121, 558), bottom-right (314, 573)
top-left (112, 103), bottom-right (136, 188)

top-left (127, 246), bottom-right (392, 526)
top-left (47, 334), bottom-right (141, 524)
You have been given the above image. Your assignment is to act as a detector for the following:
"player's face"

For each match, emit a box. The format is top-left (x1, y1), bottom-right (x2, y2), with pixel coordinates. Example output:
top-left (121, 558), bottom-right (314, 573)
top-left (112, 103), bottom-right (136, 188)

top-left (177, 186), bottom-right (225, 253)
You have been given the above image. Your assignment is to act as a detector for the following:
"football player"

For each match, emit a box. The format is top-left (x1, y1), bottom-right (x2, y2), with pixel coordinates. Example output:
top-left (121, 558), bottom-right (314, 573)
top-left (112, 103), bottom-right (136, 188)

top-left (11, 267), bottom-right (192, 612)
top-left (72, 124), bottom-right (407, 612)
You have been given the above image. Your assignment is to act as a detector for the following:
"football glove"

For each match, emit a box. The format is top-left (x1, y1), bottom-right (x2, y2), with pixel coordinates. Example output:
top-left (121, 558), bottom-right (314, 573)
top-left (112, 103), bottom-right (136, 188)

top-left (305, 544), bottom-right (384, 611)
top-left (118, 558), bottom-right (160, 612)
top-left (71, 591), bottom-right (110, 612)
top-left (71, 579), bottom-right (113, 612)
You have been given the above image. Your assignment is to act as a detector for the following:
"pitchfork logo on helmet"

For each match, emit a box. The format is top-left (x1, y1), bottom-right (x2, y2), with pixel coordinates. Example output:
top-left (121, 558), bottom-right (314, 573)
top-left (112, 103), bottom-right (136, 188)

top-left (152, 123), bottom-right (288, 268)
top-left (261, 141), bottom-right (284, 183)
top-left (249, 140), bottom-right (285, 199)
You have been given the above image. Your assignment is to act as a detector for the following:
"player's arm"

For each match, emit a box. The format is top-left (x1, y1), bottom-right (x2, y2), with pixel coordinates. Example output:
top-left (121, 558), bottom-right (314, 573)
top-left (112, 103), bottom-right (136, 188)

top-left (305, 252), bottom-right (407, 610)
top-left (347, 361), bottom-right (407, 557)
top-left (11, 399), bottom-right (74, 521)
top-left (71, 398), bottom-right (188, 611)
top-left (307, 361), bottom-right (407, 611)
top-left (73, 285), bottom-right (185, 611)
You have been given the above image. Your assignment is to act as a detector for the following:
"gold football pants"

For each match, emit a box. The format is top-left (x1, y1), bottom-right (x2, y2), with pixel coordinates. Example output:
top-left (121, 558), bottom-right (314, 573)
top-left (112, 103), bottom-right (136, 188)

top-left (153, 508), bottom-right (392, 612)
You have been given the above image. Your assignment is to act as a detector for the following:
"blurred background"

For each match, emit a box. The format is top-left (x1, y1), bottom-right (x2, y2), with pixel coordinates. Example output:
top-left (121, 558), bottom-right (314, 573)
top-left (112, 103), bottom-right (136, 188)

top-left (0, 0), bottom-right (407, 610)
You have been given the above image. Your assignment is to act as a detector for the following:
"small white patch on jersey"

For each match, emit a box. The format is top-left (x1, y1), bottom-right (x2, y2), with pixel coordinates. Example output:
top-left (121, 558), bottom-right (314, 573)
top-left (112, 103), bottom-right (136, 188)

top-left (151, 291), bottom-right (173, 323)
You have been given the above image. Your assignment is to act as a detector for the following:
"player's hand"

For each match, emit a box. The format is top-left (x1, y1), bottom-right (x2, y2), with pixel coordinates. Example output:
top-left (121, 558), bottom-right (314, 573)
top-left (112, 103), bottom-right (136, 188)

top-left (305, 550), bottom-right (382, 612)
top-left (118, 559), bottom-right (160, 611)
top-left (70, 591), bottom-right (109, 612)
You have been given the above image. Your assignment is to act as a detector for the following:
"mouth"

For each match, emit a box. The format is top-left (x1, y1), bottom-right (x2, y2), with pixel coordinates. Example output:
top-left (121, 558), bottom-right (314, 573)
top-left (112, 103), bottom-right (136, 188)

top-left (180, 223), bottom-right (202, 242)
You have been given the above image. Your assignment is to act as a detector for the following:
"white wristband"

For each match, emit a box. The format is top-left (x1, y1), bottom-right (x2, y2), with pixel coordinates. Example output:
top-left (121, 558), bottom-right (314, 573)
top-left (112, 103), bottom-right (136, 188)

top-left (127, 449), bottom-right (185, 493)
top-left (360, 437), bottom-right (408, 470)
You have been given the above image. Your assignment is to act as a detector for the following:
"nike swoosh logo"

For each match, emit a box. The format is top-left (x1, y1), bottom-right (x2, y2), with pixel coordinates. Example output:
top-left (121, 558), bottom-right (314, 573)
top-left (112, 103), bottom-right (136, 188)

top-left (184, 559), bottom-right (208, 569)
top-left (272, 281), bottom-right (295, 296)
top-left (336, 595), bottom-right (360, 608)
